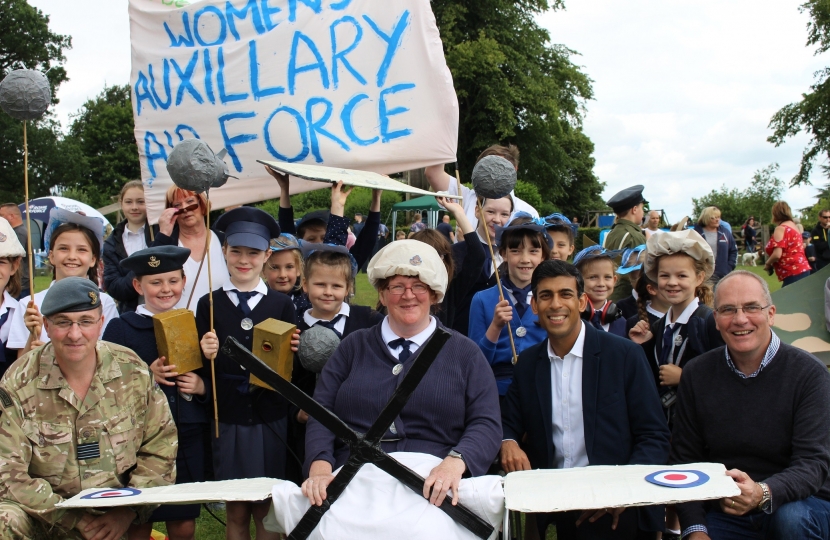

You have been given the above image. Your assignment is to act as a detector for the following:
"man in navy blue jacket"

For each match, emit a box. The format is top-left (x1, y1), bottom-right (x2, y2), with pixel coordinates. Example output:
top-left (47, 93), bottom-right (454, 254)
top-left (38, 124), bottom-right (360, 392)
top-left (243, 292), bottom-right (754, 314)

top-left (501, 260), bottom-right (671, 539)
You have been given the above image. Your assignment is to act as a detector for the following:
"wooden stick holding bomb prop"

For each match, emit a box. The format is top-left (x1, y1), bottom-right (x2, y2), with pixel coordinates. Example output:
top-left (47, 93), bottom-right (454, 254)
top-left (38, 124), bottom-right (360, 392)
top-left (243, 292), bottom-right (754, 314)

top-left (471, 155), bottom-right (520, 365)
top-left (0, 69), bottom-right (52, 339)
top-left (165, 138), bottom-right (233, 436)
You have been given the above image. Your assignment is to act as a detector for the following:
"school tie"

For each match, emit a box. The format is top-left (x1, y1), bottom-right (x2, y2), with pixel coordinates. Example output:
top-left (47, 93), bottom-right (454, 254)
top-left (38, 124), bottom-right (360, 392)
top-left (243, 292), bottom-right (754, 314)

top-left (234, 290), bottom-right (256, 317)
top-left (314, 315), bottom-right (344, 339)
top-left (388, 338), bottom-right (414, 363)
top-left (590, 310), bottom-right (603, 330)
top-left (0, 310), bottom-right (10, 363)
top-left (480, 244), bottom-right (492, 281)
top-left (659, 325), bottom-right (675, 366)
top-left (504, 278), bottom-right (532, 319)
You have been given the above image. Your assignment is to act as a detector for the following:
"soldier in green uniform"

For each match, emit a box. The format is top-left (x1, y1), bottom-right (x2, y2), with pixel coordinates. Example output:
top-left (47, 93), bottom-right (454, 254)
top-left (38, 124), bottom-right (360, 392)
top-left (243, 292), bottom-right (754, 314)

top-left (603, 185), bottom-right (647, 301)
top-left (0, 277), bottom-right (177, 540)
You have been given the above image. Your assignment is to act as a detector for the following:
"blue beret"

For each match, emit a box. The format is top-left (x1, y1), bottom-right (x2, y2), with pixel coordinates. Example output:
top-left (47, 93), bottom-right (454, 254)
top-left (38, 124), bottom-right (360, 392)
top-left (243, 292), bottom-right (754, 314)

top-left (41, 277), bottom-right (101, 316)
top-left (214, 207), bottom-right (280, 251)
top-left (120, 246), bottom-right (191, 277)
top-left (606, 185), bottom-right (646, 213)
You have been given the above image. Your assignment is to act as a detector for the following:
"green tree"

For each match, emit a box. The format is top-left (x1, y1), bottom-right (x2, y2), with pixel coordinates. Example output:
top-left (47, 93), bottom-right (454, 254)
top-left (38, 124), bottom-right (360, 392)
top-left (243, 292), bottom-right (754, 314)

top-left (0, 0), bottom-right (72, 203)
top-left (692, 164), bottom-right (784, 226)
top-left (62, 85), bottom-right (139, 208)
top-left (0, 0), bottom-right (71, 92)
top-left (432, 0), bottom-right (605, 218)
top-left (768, 1), bottom-right (830, 186)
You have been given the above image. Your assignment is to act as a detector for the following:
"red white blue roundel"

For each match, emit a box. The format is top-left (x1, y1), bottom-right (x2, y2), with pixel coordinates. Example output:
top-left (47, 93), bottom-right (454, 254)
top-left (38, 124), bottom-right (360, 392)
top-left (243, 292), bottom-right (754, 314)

top-left (645, 470), bottom-right (710, 488)
top-left (81, 487), bottom-right (142, 500)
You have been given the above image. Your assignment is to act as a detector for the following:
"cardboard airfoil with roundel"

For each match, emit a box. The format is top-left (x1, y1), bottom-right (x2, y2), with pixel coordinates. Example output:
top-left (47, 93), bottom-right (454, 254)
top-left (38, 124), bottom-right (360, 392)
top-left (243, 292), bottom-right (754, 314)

top-left (57, 478), bottom-right (282, 508)
top-left (503, 462), bottom-right (740, 514)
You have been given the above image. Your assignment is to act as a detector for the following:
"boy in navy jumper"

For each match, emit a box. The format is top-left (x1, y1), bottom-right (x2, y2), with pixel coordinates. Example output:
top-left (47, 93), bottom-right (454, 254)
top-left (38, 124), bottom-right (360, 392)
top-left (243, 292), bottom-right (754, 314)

top-left (103, 245), bottom-right (207, 539)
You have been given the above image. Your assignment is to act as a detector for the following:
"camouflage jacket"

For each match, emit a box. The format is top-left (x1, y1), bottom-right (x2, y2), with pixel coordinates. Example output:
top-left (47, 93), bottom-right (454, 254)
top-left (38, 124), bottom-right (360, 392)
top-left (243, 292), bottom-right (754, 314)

top-left (0, 341), bottom-right (177, 530)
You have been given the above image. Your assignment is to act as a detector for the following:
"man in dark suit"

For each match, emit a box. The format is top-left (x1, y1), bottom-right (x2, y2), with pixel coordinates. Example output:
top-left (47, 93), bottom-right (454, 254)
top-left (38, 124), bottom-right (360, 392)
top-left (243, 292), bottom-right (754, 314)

top-left (501, 260), bottom-right (671, 539)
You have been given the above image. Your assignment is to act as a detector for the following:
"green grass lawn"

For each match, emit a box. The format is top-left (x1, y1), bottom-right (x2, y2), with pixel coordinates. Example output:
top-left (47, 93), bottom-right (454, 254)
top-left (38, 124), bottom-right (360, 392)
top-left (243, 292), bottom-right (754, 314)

top-left (734, 263), bottom-right (781, 293)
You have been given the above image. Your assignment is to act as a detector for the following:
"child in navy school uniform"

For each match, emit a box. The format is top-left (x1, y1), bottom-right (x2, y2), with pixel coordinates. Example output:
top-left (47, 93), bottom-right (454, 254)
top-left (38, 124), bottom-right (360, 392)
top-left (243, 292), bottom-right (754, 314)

top-left (287, 243), bottom-right (382, 483)
top-left (198, 207), bottom-right (296, 539)
top-left (629, 230), bottom-right (724, 423)
top-left (468, 222), bottom-right (550, 398)
top-left (0, 217), bottom-right (25, 377)
top-left (573, 245), bottom-right (627, 338)
top-left (102, 245), bottom-right (207, 540)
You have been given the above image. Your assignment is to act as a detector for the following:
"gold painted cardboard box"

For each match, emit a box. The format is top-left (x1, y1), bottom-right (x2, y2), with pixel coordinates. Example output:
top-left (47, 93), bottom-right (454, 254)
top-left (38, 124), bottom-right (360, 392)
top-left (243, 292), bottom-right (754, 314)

top-left (152, 309), bottom-right (203, 374)
top-left (250, 318), bottom-right (296, 390)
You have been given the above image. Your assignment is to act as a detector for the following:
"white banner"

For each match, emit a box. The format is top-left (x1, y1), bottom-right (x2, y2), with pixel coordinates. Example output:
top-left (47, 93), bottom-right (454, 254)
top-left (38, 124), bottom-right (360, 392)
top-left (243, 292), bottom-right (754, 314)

top-left (129, 0), bottom-right (459, 219)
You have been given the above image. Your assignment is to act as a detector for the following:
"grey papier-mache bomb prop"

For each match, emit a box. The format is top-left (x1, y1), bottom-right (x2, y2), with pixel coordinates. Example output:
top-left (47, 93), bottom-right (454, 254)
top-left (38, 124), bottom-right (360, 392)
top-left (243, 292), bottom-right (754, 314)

top-left (298, 325), bottom-right (341, 374)
top-left (0, 69), bottom-right (52, 121)
top-left (166, 138), bottom-right (232, 193)
top-left (470, 155), bottom-right (516, 199)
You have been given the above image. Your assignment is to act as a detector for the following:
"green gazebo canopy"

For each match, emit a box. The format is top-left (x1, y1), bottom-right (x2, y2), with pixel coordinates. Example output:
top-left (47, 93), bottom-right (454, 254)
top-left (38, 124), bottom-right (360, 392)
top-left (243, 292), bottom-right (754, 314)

top-left (391, 195), bottom-right (442, 211)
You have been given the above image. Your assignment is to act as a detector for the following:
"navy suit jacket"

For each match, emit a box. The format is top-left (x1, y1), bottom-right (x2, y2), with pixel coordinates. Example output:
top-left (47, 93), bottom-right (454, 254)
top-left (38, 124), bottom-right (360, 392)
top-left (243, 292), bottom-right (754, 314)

top-left (502, 322), bottom-right (671, 532)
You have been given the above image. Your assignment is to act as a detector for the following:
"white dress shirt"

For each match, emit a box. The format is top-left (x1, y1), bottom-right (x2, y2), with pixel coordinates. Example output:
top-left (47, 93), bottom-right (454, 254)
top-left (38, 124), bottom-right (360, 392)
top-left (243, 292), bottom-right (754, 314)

top-left (136, 304), bottom-right (155, 318)
top-left (381, 316), bottom-right (437, 360)
top-left (122, 224), bottom-right (147, 256)
top-left (304, 303), bottom-right (350, 335)
top-left (549, 321), bottom-right (589, 469)
top-left (0, 291), bottom-right (20, 343)
top-left (223, 279), bottom-right (269, 311)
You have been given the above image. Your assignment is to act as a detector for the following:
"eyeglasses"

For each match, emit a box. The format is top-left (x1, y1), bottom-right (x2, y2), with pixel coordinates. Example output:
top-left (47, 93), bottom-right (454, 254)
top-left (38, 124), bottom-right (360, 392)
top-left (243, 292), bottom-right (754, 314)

top-left (821, 215), bottom-right (830, 219)
top-left (713, 304), bottom-right (771, 318)
top-left (386, 284), bottom-right (431, 297)
top-left (47, 317), bottom-right (101, 331)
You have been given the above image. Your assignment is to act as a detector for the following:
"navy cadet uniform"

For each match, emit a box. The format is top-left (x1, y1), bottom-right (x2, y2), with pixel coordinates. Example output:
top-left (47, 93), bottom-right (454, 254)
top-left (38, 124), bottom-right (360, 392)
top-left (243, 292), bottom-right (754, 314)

top-left (603, 185), bottom-right (647, 301)
top-left (197, 207), bottom-right (297, 482)
top-left (102, 245), bottom-right (208, 524)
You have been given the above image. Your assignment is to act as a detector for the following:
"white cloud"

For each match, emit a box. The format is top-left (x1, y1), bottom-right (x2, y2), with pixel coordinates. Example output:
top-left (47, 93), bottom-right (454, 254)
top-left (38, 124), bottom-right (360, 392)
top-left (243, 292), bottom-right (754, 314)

top-left (28, 0), bottom-right (131, 128)
top-left (540, 0), bottom-right (830, 221)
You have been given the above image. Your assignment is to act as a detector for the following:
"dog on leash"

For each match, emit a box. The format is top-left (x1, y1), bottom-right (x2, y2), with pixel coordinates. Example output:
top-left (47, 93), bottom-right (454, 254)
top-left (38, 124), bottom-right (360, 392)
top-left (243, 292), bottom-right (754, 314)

top-left (741, 252), bottom-right (760, 266)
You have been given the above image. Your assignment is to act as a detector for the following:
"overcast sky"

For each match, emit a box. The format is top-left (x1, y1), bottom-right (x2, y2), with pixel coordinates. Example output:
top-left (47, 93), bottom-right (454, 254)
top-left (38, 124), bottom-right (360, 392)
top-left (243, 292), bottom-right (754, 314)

top-left (28, 0), bottom-right (829, 222)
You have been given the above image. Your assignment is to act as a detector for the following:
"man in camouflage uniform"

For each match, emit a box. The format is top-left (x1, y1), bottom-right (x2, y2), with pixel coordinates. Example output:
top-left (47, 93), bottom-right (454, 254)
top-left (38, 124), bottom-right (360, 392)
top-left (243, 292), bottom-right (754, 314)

top-left (603, 185), bottom-right (647, 301)
top-left (0, 277), bottom-right (177, 539)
